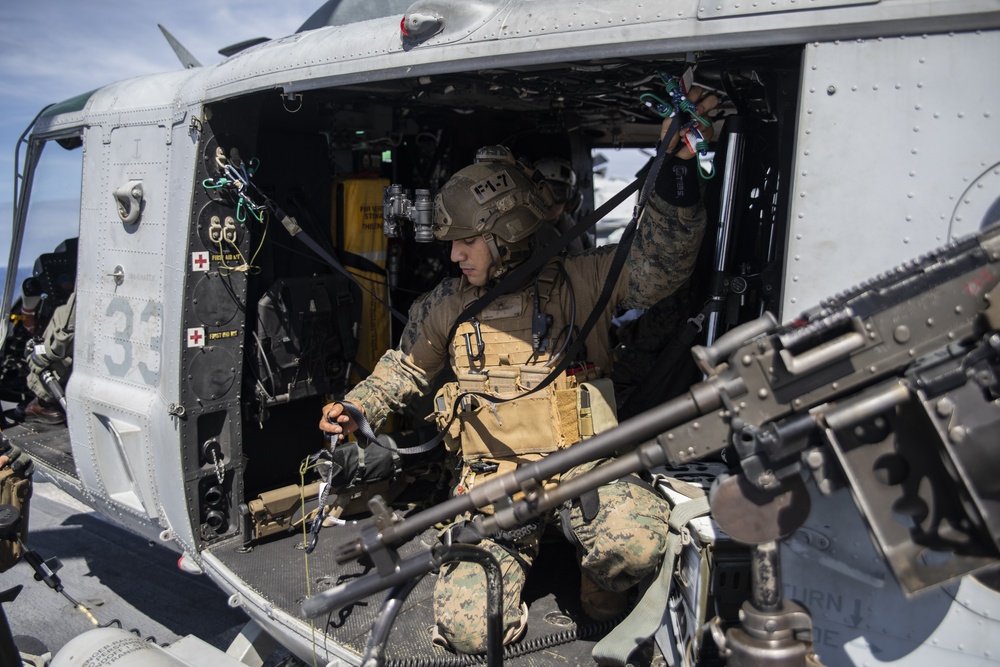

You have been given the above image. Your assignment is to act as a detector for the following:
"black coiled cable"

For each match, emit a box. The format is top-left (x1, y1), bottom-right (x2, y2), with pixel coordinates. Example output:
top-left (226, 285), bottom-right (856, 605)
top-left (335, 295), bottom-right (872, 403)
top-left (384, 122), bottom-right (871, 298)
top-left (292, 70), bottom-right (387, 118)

top-left (384, 615), bottom-right (623, 667)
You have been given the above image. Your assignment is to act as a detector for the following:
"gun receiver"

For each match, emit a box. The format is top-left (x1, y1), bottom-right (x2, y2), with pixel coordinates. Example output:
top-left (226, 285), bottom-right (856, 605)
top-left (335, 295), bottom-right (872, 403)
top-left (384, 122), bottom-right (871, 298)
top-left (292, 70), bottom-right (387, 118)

top-left (303, 222), bottom-right (1000, 619)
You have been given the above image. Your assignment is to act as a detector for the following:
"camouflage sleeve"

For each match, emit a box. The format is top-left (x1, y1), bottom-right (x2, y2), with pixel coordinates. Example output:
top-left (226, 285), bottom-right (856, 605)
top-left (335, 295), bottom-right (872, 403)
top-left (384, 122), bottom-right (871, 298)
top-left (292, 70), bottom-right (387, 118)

top-left (36, 292), bottom-right (76, 366)
top-left (27, 292), bottom-right (76, 402)
top-left (344, 280), bottom-right (459, 431)
top-left (621, 192), bottom-right (707, 311)
top-left (344, 347), bottom-right (428, 431)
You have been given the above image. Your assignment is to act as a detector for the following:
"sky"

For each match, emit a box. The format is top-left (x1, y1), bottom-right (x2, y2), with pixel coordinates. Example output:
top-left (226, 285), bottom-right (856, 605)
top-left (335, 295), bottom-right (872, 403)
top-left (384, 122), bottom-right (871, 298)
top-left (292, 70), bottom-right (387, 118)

top-left (0, 0), bottom-right (319, 289)
top-left (0, 1), bottom-right (646, 292)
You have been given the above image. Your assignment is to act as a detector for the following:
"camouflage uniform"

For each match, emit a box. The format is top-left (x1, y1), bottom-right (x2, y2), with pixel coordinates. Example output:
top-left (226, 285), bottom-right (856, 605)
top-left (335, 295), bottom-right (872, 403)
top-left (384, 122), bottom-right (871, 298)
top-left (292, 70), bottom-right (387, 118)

top-left (27, 292), bottom-right (75, 405)
top-left (345, 186), bottom-right (706, 653)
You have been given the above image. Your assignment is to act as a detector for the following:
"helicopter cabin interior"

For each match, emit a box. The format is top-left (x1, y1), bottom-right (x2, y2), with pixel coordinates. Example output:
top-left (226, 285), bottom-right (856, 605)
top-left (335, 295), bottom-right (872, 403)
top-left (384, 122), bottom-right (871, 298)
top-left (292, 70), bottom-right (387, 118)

top-left (3, 46), bottom-right (802, 663)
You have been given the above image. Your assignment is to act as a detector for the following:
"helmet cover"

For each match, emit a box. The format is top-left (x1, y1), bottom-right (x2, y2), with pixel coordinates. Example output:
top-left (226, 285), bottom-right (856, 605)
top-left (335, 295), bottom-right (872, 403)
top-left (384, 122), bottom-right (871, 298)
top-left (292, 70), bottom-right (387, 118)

top-left (433, 153), bottom-right (549, 243)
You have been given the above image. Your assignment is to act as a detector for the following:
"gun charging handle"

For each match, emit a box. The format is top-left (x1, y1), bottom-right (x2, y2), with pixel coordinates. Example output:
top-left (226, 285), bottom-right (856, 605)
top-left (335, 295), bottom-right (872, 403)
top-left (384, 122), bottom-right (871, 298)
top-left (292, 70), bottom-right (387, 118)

top-left (693, 313), bottom-right (777, 373)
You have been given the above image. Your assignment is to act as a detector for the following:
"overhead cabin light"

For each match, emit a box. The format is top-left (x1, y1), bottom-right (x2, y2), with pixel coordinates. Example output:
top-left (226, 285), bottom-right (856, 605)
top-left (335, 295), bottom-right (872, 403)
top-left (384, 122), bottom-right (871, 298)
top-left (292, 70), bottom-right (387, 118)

top-left (400, 12), bottom-right (443, 47)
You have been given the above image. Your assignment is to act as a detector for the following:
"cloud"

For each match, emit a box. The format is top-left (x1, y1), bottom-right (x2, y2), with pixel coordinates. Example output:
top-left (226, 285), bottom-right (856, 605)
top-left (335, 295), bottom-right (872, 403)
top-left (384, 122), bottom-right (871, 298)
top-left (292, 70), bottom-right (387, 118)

top-left (0, 1), bottom-right (316, 110)
top-left (0, 0), bottom-right (649, 295)
top-left (0, 0), bottom-right (318, 289)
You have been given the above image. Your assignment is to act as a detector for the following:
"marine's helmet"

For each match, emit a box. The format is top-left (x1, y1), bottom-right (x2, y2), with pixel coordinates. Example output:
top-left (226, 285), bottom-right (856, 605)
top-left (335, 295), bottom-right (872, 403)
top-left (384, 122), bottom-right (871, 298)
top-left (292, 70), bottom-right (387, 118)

top-left (433, 146), bottom-right (550, 277)
top-left (534, 157), bottom-right (580, 214)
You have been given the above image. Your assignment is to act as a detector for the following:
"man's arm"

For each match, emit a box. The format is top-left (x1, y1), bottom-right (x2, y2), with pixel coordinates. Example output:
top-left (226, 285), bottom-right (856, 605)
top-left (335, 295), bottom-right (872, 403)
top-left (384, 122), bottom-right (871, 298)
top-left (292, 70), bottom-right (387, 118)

top-left (624, 166), bottom-right (708, 310)
top-left (320, 280), bottom-right (458, 436)
top-left (623, 89), bottom-right (718, 311)
top-left (38, 293), bottom-right (76, 364)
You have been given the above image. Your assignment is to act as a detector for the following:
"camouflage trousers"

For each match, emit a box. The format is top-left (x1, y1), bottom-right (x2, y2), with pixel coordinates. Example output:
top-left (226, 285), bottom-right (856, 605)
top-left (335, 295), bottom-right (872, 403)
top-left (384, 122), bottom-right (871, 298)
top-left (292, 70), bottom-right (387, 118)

top-left (432, 463), bottom-right (671, 654)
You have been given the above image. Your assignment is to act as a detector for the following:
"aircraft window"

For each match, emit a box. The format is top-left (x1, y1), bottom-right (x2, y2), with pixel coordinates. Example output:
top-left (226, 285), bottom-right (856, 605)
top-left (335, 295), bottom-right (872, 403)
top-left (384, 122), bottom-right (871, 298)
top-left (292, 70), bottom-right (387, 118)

top-left (592, 148), bottom-right (650, 246)
top-left (8, 138), bottom-right (81, 315)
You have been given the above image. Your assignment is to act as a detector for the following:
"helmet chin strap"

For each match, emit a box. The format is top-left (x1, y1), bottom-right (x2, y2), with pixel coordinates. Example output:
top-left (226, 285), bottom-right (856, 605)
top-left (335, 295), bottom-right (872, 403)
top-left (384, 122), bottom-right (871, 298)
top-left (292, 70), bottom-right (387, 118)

top-left (483, 233), bottom-right (509, 279)
top-left (483, 232), bottom-right (534, 283)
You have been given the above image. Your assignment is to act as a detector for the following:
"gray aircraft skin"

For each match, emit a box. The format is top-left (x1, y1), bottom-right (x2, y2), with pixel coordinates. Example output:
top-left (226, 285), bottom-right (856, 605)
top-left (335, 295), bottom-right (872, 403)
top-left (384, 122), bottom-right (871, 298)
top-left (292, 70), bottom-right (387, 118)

top-left (3, 1), bottom-right (1000, 665)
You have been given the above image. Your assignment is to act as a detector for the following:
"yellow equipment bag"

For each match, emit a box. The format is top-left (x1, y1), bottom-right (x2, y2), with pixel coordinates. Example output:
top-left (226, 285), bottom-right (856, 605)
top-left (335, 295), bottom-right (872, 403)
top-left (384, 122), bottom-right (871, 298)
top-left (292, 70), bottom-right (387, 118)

top-left (332, 178), bottom-right (391, 382)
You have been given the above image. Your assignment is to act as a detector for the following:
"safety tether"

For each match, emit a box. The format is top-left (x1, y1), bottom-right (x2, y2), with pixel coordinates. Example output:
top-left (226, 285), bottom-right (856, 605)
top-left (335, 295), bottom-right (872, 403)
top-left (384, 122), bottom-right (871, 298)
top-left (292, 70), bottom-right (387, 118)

top-left (592, 491), bottom-right (711, 666)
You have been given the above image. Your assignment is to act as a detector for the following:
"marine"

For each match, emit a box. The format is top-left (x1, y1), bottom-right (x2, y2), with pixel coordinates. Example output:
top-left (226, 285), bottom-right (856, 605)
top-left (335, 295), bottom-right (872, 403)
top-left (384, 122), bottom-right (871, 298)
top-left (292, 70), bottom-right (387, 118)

top-left (320, 89), bottom-right (717, 656)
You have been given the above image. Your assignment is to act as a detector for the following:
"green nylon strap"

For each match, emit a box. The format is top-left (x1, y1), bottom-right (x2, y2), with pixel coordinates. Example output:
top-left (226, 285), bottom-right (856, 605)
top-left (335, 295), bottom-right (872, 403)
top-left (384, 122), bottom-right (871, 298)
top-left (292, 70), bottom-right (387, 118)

top-left (592, 494), bottom-right (711, 666)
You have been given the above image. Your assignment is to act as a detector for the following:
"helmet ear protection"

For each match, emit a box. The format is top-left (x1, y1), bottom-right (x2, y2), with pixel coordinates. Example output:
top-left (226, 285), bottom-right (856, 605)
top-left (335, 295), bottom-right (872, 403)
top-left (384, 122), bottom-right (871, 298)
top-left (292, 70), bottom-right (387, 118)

top-left (564, 188), bottom-right (583, 216)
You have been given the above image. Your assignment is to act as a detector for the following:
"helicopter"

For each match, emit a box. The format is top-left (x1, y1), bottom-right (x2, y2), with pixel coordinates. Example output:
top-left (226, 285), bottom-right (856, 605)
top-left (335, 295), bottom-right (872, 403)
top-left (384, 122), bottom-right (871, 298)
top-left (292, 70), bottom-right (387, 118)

top-left (2, 1), bottom-right (1000, 665)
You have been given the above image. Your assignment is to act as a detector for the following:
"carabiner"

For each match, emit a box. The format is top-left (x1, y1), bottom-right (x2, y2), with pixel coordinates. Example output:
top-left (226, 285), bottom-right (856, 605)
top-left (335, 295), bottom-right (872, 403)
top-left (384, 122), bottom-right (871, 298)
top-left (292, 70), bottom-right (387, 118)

top-left (464, 319), bottom-right (485, 364)
top-left (681, 122), bottom-right (716, 178)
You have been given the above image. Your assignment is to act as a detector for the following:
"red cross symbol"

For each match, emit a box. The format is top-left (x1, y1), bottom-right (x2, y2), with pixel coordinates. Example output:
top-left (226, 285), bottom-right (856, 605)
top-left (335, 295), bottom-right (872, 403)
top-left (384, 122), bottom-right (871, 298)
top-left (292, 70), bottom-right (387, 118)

top-left (192, 252), bottom-right (210, 272)
top-left (187, 328), bottom-right (205, 348)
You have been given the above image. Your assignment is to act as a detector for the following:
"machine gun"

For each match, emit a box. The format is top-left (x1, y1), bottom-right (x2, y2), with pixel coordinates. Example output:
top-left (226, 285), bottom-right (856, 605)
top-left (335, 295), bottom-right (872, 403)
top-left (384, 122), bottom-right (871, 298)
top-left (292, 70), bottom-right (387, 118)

top-left (302, 222), bottom-right (1000, 665)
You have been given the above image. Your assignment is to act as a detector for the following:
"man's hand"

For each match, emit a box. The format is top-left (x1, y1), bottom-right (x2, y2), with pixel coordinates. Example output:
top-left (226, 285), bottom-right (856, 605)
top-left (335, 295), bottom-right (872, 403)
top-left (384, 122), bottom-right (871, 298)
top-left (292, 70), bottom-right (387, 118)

top-left (0, 436), bottom-right (32, 478)
top-left (661, 86), bottom-right (721, 159)
top-left (319, 400), bottom-right (362, 437)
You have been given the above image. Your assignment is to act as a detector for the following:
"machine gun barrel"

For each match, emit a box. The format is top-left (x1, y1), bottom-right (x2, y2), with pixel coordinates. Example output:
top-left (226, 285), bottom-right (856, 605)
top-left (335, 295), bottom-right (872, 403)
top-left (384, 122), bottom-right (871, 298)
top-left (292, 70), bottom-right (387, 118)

top-left (301, 543), bottom-right (442, 618)
top-left (307, 372), bottom-right (747, 619)
top-left (335, 371), bottom-right (746, 562)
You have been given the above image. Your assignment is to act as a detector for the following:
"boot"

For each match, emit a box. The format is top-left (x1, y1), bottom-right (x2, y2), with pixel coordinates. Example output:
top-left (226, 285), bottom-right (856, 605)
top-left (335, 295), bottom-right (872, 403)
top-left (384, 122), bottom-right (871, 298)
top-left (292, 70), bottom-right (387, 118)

top-left (23, 399), bottom-right (64, 425)
top-left (580, 572), bottom-right (629, 621)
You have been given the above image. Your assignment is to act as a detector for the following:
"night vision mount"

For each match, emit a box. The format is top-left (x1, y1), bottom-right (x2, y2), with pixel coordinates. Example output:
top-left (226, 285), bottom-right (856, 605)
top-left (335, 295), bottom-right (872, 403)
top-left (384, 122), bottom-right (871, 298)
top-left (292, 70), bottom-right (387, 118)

top-left (383, 184), bottom-right (434, 242)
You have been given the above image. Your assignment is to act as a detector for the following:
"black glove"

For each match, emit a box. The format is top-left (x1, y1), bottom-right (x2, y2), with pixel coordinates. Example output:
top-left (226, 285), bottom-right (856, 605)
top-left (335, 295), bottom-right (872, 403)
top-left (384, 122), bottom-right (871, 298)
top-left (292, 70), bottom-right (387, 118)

top-left (655, 154), bottom-right (701, 208)
top-left (26, 337), bottom-right (51, 378)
